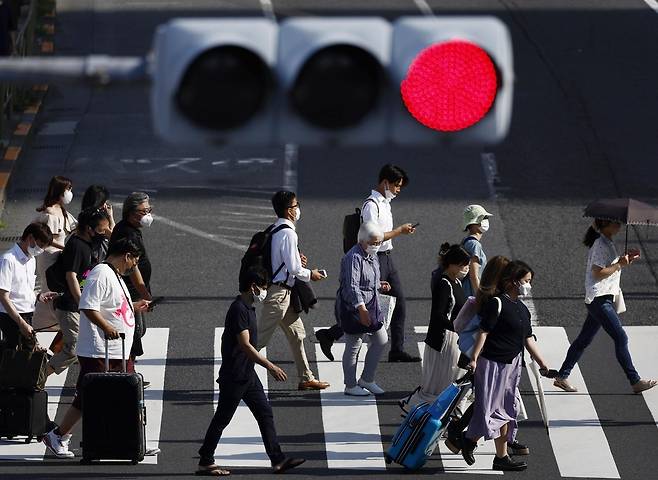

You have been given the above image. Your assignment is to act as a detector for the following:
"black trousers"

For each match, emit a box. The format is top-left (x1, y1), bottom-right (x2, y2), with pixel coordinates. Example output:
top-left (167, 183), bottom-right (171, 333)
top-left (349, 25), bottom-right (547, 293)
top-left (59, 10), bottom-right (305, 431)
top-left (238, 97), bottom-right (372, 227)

top-left (198, 373), bottom-right (285, 467)
top-left (0, 312), bottom-right (34, 353)
top-left (325, 251), bottom-right (407, 353)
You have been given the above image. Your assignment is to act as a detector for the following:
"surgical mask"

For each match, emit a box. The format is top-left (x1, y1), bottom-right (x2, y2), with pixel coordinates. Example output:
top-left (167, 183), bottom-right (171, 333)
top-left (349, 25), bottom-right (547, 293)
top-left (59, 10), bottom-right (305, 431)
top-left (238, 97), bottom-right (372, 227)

top-left (457, 267), bottom-right (469, 280)
top-left (27, 244), bottom-right (44, 257)
top-left (293, 207), bottom-right (301, 222)
top-left (518, 282), bottom-right (532, 297)
top-left (62, 190), bottom-right (73, 205)
top-left (384, 184), bottom-right (397, 201)
top-left (253, 286), bottom-right (267, 303)
top-left (140, 213), bottom-right (154, 228)
top-left (366, 244), bottom-right (380, 256)
top-left (479, 218), bottom-right (490, 233)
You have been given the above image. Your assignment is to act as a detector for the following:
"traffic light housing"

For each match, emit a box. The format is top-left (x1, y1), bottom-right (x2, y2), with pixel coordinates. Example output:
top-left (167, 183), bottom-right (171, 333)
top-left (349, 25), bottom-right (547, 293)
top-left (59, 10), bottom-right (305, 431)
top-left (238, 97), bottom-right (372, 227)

top-left (150, 16), bottom-right (513, 146)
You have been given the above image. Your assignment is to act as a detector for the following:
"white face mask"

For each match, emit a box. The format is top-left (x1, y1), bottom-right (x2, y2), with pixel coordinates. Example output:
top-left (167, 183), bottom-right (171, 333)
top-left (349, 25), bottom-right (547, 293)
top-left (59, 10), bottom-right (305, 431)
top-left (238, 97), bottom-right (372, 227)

top-left (366, 244), bottom-right (380, 256)
top-left (253, 286), bottom-right (267, 303)
top-left (62, 190), bottom-right (73, 205)
top-left (518, 282), bottom-right (532, 297)
top-left (140, 213), bottom-right (154, 228)
top-left (456, 267), bottom-right (469, 280)
top-left (384, 183), bottom-right (397, 201)
top-left (479, 218), bottom-right (490, 233)
top-left (27, 243), bottom-right (44, 257)
top-left (293, 207), bottom-right (301, 222)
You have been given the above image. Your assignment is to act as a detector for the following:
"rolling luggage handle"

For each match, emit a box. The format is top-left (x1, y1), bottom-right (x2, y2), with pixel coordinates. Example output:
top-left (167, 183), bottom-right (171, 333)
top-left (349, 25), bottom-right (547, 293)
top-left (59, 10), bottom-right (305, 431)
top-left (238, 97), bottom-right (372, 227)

top-left (103, 332), bottom-right (127, 373)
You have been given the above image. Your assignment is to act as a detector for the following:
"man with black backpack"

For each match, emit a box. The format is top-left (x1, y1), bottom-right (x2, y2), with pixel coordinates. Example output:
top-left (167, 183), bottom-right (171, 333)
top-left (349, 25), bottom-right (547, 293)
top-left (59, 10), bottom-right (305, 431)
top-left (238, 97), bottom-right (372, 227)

top-left (317, 164), bottom-right (420, 363)
top-left (250, 191), bottom-right (329, 391)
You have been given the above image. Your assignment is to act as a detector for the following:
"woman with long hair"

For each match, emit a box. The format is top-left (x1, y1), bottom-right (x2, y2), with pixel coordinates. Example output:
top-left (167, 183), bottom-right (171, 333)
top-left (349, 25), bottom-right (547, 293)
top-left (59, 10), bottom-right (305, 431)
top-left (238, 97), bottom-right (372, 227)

top-left (460, 260), bottom-right (551, 472)
top-left (553, 220), bottom-right (656, 394)
top-left (32, 176), bottom-right (77, 331)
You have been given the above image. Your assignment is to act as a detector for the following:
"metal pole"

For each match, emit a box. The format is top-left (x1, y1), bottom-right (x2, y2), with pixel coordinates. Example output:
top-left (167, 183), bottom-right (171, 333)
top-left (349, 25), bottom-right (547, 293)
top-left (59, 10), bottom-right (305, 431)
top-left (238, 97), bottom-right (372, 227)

top-left (0, 56), bottom-right (150, 85)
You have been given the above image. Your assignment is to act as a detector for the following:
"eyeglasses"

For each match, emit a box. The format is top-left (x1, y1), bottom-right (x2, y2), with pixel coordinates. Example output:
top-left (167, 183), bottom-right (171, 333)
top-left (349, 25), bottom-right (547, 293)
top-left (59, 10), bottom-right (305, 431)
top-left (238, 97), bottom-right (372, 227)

top-left (136, 207), bottom-right (153, 215)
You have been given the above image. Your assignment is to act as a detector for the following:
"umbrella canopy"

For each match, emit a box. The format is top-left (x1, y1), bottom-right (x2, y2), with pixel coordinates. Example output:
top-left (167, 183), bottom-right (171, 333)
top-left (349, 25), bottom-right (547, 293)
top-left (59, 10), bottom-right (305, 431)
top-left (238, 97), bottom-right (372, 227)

top-left (583, 198), bottom-right (658, 226)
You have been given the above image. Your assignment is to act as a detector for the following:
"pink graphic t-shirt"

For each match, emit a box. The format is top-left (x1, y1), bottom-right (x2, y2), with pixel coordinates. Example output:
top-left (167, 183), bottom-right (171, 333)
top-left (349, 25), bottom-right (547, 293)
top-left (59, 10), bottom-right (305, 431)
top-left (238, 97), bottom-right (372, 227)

top-left (76, 263), bottom-right (135, 359)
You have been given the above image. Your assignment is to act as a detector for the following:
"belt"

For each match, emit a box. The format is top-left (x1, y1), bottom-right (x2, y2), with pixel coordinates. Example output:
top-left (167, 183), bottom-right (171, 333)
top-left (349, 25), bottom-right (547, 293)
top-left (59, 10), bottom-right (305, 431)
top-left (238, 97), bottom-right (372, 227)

top-left (377, 250), bottom-right (393, 256)
top-left (273, 282), bottom-right (292, 290)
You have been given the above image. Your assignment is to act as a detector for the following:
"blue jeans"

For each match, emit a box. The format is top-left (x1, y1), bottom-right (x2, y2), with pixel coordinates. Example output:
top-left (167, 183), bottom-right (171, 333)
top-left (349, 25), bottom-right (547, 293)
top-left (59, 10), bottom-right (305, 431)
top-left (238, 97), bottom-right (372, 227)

top-left (558, 295), bottom-right (640, 385)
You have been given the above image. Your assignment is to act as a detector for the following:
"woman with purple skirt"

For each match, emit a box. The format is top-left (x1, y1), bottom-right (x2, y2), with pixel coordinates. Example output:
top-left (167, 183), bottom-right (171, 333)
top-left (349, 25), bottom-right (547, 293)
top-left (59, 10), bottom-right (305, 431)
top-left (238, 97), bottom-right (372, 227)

top-left (461, 261), bottom-right (552, 472)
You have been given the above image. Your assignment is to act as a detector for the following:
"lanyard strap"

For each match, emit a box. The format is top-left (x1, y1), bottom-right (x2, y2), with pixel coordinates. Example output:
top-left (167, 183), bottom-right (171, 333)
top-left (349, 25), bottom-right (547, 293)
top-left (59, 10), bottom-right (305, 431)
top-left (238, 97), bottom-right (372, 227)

top-left (102, 262), bottom-right (134, 314)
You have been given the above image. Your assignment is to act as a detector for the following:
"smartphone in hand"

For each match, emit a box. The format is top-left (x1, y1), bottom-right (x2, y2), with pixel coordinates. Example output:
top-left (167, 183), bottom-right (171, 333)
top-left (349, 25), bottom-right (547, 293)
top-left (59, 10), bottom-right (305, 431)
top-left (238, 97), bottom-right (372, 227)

top-left (147, 296), bottom-right (165, 312)
top-left (318, 269), bottom-right (328, 278)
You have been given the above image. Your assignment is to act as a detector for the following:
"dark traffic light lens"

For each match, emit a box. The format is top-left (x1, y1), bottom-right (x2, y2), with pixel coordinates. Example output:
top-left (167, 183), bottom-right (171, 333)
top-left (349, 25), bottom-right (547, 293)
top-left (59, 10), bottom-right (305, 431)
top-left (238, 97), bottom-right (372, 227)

top-left (291, 44), bottom-right (382, 129)
top-left (175, 46), bottom-right (271, 130)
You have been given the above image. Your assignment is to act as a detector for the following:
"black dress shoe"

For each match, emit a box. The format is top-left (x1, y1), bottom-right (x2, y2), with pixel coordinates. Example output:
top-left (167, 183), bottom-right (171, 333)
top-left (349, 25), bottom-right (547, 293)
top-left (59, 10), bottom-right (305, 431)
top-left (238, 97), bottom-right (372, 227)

top-left (388, 351), bottom-right (421, 363)
top-left (460, 434), bottom-right (477, 465)
top-left (273, 457), bottom-right (305, 474)
top-left (507, 440), bottom-right (530, 455)
top-left (315, 329), bottom-right (335, 362)
top-left (492, 455), bottom-right (527, 471)
top-left (445, 425), bottom-right (463, 454)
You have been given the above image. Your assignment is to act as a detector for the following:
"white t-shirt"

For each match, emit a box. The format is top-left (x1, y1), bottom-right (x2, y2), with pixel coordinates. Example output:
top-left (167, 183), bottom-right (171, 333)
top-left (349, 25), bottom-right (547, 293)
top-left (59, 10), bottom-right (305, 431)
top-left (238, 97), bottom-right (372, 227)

top-left (585, 235), bottom-right (621, 304)
top-left (0, 244), bottom-right (37, 314)
top-left (362, 190), bottom-right (394, 252)
top-left (76, 263), bottom-right (135, 359)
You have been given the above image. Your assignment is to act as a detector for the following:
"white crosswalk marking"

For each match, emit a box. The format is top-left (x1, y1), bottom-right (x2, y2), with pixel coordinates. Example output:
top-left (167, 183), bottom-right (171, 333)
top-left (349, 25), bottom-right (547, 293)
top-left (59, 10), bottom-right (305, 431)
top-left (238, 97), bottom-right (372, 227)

top-left (528, 326), bottom-right (620, 478)
top-left (416, 341), bottom-right (502, 475)
top-left (624, 327), bottom-right (658, 428)
top-left (0, 332), bottom-right (68, 461)
top-left (137, 328), bottom-right (169, 465)
top-left (212, 327), bottom-right (270, 467)
top-left (314, 328), bottom-right (386, 470)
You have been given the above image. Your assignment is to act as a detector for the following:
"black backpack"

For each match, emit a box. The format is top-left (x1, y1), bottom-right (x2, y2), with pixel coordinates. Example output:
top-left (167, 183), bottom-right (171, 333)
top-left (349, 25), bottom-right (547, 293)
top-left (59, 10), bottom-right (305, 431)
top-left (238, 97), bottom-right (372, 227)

top-left (342, 199), bottom-right (378, 253)
top-left (45, 254), bottom-right (66, 293)
top-left (240, 224), bottom-right (291, 284)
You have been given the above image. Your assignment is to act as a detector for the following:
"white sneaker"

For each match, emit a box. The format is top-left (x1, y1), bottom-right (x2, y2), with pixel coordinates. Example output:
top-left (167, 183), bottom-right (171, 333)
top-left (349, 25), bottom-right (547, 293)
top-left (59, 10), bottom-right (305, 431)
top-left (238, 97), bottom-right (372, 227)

top-left (358, 379), bottom-right (385, 395)
top-left (344, 385), bottom-right (370, 396)
top-left (43, 429), bottom-right (75, 458)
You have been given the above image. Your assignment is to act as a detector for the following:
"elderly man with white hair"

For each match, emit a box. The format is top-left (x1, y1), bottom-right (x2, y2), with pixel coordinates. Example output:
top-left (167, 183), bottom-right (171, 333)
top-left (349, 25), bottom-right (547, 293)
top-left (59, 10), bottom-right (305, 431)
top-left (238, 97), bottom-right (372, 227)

top-left (335, 221), bottom-right (391, 396)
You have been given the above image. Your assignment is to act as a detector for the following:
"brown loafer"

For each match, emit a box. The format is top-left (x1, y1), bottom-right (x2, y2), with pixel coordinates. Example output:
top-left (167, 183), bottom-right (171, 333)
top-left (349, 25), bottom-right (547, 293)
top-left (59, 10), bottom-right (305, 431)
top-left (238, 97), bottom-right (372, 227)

top-left (273, 457), bottom-right (305, 474)
top-left (298, 379), bottom-right (330, 391)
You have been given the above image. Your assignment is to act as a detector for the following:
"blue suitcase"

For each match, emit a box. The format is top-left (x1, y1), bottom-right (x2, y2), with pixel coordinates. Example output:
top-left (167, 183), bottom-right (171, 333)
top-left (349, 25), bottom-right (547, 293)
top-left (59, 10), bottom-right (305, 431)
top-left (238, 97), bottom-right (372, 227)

top-left (386, 373), bottom-right (472, 470)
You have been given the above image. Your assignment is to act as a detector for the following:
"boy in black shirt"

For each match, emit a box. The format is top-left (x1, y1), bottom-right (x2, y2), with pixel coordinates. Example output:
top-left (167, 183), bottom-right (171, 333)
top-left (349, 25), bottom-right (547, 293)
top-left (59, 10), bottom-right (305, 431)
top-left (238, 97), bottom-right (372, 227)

top-left (196, 267), bottom-right (305, 476)
top-left (47, 209), bottom-right (110, 377)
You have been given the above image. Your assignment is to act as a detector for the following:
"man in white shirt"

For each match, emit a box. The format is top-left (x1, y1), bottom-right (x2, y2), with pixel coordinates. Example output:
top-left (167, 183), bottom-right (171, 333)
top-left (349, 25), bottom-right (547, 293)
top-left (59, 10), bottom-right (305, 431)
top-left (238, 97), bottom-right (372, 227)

top-left (43, 238), bottom-right (151, 458)
top-left (256, 191), bottom-right (330, 391)
top-left (316, 164), bottom-right (419, 363)
top-left (0, 223), bottom-right (58, 353)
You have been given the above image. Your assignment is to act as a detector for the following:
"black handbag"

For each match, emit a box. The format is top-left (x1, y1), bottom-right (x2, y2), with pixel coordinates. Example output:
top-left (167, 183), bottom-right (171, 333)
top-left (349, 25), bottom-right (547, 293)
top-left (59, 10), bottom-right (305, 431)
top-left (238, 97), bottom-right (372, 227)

top-left (0, 335), bottom-right (48, 391)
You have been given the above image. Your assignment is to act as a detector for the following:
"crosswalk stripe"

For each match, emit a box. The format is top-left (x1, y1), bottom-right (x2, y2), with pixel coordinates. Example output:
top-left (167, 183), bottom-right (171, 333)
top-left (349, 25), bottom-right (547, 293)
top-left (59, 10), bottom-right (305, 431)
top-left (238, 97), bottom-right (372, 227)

top-left (625, 327), bottom-right (658, 428)
top-left (416, 342), bottom-right (502, 475)
top-left (528, 326), bottom-right (620, 478)
top-left (314, 328), bottom-right (387, 470)
top-left (0, 332), bottom-right (68, 461)
top-left (212, 327), bottom-right (270, 467)
top-left (137, 328), bottom-right (169, 465)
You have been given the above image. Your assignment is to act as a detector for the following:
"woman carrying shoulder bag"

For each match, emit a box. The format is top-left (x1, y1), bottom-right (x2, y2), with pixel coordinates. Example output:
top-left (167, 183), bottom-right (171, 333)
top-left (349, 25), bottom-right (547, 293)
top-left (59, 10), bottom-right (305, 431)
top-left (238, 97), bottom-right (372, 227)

top-left (554, 220), bottom-right (656, 394)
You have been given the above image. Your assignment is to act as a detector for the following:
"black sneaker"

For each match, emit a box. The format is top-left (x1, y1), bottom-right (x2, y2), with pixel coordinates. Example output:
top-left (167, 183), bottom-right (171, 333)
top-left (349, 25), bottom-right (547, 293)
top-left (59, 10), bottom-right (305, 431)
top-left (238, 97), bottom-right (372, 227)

top-left (388, 351), bottom-right (421, 363)
top-left (445, 426), bottom-right (463, 454)
top-left (508, 440), bottom-right (530, 455)
top-left (315, 329), bottom-right (335, 362)
top-left (493, 455), bottom-right (527, 471)
top-left (460, 433), bottom-right (477, 465)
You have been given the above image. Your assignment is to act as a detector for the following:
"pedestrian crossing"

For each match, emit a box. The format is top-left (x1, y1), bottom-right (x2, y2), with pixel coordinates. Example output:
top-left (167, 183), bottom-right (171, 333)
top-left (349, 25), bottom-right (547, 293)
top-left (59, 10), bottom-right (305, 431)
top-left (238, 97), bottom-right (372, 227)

top-left (2, 325), bottom-right (658, 476)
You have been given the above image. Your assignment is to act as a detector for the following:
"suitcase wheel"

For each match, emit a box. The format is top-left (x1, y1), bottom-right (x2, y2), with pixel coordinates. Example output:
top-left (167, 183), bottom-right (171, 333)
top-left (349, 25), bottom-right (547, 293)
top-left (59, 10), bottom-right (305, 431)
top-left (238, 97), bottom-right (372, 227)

top-left (7, 436), bottom-right (14, 440)
top-left (131, 459), bottom-right (139, 465)
top-left (37, 435), bottom-right (44, 442)
top-left (384, 454), bottom-right (392, 465)
top-left (25, 436), bottom-right (33, 444)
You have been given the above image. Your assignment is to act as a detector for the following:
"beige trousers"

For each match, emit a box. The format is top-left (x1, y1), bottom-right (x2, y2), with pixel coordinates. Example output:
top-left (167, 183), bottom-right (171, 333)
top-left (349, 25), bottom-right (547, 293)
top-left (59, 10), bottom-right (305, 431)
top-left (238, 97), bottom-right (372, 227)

top-left (257, 285), bottom-right (315, 382)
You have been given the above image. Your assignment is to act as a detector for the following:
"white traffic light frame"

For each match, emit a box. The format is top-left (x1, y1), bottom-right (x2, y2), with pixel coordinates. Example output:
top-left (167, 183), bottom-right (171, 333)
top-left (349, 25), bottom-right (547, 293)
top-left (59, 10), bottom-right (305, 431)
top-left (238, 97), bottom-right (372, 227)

top-left (275, 17), bottom-right (392, 145)
top-left (151, 18), bottom-right (278, 145)
top-left (390, 16), bottom-right (514, 146)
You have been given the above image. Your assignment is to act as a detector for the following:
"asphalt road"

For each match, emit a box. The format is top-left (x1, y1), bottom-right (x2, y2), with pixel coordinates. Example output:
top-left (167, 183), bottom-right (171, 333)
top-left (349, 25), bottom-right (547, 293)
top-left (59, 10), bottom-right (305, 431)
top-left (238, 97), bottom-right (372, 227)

top-left (1, 1), bottom-right (658, 479)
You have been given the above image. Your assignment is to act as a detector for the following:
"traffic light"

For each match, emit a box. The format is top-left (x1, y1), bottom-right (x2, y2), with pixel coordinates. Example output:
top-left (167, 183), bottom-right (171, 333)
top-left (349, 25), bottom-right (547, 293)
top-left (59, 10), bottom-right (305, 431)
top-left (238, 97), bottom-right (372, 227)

top-left (275, 17), bottom-right (391, 145)
top-left (151, 18), bottom-right (278, 145)
top-left (390, 16), bottom-right (514, 146)
top-left (150, 16), bottom-right (513, 146)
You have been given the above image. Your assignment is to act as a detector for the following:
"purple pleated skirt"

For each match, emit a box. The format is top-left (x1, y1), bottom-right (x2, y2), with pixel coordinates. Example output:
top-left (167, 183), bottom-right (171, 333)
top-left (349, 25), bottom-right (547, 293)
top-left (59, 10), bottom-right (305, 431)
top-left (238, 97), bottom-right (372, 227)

top-left (466, 353), bottom-right (522, 442)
